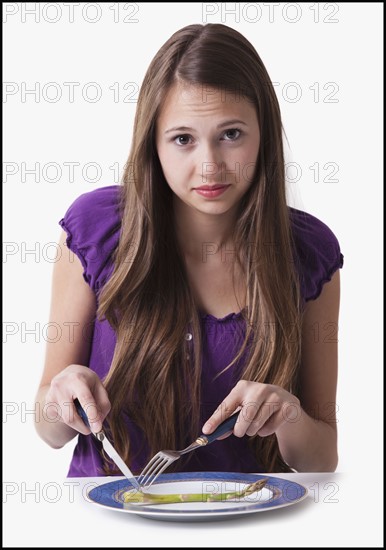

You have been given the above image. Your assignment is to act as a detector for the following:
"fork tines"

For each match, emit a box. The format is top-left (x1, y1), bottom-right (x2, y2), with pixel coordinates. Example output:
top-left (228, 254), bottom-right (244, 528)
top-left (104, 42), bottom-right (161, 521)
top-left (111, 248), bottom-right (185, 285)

top-left (137, 452), bottom-right (174, 490)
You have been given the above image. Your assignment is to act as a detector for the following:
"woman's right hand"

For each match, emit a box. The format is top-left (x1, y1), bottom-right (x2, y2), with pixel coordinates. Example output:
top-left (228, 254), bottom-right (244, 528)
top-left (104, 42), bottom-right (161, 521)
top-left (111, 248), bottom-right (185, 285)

top-left (44, 364), bottom-right (111, 436)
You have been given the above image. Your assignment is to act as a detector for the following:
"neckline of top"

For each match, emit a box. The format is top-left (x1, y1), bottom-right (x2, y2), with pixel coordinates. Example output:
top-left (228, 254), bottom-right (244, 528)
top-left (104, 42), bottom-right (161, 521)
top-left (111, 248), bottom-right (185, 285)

top-left (199, 307), bottom-right (247, 322)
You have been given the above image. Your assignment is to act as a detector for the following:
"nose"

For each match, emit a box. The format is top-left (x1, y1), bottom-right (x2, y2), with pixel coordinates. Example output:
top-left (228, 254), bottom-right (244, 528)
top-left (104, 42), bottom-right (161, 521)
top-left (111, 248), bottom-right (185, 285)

top-left (197, 142), bottom-right (226, 185)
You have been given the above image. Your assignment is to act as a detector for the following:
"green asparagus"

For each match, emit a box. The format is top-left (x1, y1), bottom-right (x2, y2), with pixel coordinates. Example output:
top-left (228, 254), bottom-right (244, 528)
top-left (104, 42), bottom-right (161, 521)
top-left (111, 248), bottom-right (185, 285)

top-left (122, 477), bottom-right (268, 505)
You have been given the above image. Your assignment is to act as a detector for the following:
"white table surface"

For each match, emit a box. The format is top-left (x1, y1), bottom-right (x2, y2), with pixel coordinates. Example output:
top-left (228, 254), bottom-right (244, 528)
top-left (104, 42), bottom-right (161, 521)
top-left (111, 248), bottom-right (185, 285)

top-left (3, 470), bottom-right (383, 547)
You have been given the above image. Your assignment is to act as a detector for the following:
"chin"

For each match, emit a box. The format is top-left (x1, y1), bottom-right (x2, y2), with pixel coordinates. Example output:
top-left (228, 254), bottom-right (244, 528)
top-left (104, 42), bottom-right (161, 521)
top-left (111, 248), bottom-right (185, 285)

top-left (195, 204), bottom-right (233, 215)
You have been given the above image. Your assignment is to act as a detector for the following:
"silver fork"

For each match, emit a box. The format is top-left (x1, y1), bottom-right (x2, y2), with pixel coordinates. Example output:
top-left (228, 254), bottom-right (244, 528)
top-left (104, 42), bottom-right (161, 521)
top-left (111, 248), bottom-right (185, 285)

top-left (137, 410), bottom-right (240, 491)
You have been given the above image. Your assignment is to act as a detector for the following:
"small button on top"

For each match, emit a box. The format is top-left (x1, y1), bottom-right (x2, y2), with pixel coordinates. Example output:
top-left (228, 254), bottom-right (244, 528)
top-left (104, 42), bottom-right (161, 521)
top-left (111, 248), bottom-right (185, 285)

top-left (185, 333), bottom-right (193, 341)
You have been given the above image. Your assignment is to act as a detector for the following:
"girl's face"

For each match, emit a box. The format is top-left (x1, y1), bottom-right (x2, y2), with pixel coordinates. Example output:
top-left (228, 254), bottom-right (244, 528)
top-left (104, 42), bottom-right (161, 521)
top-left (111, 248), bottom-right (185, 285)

top-left (156, 82), bottom-right (260, 217)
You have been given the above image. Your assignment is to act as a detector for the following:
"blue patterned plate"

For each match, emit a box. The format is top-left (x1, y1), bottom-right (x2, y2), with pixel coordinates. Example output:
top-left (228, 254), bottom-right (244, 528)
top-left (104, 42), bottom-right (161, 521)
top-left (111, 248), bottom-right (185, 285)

top-left (87, 472), bottom-right (308, 521)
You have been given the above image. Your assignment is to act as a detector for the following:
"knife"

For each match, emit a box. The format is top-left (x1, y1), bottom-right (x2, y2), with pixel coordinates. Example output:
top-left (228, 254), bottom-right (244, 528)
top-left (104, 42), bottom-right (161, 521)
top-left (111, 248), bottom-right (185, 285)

top-left (74, 398), bottom-right (141, 491)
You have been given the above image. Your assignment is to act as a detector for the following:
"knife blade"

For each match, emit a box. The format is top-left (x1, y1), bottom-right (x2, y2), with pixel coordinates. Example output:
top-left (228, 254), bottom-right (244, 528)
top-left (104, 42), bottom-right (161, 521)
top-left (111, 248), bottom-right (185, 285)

top-left (74, 398), bottom-right (140, 491)
top-left (96, 432), bottom-right (141, 491)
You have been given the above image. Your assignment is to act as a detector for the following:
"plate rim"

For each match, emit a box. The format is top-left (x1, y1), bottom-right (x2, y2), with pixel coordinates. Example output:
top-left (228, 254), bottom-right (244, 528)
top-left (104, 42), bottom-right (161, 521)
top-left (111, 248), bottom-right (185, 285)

top-left (87, 472), bottom-right (308, 519)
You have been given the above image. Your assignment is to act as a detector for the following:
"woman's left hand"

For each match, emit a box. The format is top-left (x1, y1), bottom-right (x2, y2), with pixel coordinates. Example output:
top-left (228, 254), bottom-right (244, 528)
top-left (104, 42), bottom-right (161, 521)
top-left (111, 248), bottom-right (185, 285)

top-left (202, 380), bottom-right (301, 438)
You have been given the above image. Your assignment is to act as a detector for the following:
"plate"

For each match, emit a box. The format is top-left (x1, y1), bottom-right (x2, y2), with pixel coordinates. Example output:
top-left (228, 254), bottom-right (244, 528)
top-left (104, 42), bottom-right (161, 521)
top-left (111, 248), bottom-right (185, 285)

top-left (87, 472), bottom-right (308, 522)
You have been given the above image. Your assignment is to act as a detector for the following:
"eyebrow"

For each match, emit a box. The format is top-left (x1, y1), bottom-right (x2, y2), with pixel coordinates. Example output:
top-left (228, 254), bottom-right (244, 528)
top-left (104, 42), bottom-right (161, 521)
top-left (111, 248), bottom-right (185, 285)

top-left (164, 119), bottom-right (248, 134)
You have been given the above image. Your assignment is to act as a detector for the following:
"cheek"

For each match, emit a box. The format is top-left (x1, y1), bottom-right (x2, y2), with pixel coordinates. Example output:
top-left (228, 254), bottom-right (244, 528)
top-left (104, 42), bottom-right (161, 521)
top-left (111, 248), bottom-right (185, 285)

top-left (157, 144), bottom-right (168, 170)
top-left (237, 144), bottom-right (259, 183)
top-left (159, 148), bottom-right (191, 184)
top-left (158, 148), bottom-right (175, 180)
top-left (158, 149), bottom-right (188, 191)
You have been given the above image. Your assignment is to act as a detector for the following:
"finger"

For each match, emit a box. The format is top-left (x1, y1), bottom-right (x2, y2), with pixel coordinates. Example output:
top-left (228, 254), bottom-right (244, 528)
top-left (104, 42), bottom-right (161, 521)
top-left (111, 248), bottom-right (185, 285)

top-left (66, 398), bottom-right (94, 435)
top-left (233, 401), bottom-right (262, 437)
top-left (92, 383), bottom-right (111, 422)
top-left (44, 401), bottom-right (63, 423)
top-left (44, 397), bottom-right (92, 436)
top-left (70, 401), bottom-right (94, 435)
top-left (257, 401), bottom-right (302, 437)
top-left (46, 376), bottom-right (93, 434)
top-left (202, 382), bottom-right (248, 434)
top-left (244, 400), bottom-right (281, 437)
top-left (255, 410), bottom-right (282, 437)
top-left (75, 394), bottom-right (104, 434)
top-left (202, 401), bottom-right (241, 434)
top-left (215, 430), bottom-right (234, 441)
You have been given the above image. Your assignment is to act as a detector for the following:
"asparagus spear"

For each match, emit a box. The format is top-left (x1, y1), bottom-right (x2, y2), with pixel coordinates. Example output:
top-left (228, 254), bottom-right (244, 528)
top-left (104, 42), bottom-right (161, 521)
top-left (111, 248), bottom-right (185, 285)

top-left (122, 478), bottom-right (268, 505)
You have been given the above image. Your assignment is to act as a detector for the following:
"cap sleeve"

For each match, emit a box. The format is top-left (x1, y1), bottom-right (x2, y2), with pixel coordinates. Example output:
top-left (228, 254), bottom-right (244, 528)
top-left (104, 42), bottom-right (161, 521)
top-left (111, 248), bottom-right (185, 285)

top-left (59, 185), bottom-right (121, 293)
top-left (290, 208), bottom-right (344, 302)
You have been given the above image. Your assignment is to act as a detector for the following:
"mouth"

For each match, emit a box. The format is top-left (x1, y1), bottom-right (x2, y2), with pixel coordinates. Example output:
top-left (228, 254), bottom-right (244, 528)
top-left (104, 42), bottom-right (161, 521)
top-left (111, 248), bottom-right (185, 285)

top-left (193, 184), bottom-right (231, 198)
top-left (193, 184), bottom-right (230, 190)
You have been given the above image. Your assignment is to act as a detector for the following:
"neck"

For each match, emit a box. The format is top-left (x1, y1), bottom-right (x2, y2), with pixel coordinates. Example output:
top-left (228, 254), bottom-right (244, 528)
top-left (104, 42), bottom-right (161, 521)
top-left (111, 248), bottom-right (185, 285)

top-left (173, 196), bottom-right (239, 265)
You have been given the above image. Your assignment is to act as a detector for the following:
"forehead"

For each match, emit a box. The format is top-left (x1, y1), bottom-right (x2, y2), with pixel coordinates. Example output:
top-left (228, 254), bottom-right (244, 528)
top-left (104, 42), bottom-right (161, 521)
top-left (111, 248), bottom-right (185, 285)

top-left (157, 81), bottom-right (256, 126)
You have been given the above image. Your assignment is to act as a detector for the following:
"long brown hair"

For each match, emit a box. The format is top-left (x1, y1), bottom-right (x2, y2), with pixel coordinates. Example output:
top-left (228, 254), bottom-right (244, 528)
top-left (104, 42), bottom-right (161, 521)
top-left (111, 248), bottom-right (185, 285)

top-left (98, 23), bottom-right (302, 474)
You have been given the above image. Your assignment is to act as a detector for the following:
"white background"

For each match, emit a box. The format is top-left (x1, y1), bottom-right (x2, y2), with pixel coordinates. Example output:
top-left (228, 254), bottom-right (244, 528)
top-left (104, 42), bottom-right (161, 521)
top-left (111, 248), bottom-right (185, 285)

top-left (3, 2), bottom-right (383, 547)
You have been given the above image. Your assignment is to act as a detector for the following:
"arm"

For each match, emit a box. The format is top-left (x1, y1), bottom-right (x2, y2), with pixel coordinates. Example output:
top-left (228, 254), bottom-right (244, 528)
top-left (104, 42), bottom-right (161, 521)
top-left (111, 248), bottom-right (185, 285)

top-left (202, 270), bottom-right (341, 472)
top-left (34, 230), bottom-right (110, 449)
top-left (275, 269), bottom-right (340, 471)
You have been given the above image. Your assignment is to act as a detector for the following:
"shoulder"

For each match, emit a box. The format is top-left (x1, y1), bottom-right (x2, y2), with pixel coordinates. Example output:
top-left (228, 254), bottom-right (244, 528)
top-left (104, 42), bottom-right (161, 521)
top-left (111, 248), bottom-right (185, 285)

top-left (60, 185), bottom-right (121, 221)
top-left (59, 185), bottom-right (122, 292)
top-left (289, 207), bottom-right (344, 302)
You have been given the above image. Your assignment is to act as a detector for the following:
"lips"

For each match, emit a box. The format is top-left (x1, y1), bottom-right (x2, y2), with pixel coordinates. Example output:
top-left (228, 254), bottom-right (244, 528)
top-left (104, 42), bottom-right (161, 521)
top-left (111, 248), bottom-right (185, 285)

top-left (194, 184), bottom-right (230, 190)
top-left (193, 185), bottom-right (230, 198)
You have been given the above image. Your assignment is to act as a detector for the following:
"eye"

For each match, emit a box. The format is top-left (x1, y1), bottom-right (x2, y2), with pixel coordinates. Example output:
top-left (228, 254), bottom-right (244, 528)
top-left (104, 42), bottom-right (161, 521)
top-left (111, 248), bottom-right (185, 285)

top-left (172, 134), bottom-right (193, 146)
top-left (222, 128), bottom-right (242, 141)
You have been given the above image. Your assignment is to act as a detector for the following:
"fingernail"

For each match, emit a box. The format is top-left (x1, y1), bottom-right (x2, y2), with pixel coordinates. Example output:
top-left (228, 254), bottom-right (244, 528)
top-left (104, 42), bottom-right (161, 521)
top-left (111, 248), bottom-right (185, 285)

top-left (202, 423), bottom-right (212, 434)
top-left (91, 422), bottom-right (102, 434)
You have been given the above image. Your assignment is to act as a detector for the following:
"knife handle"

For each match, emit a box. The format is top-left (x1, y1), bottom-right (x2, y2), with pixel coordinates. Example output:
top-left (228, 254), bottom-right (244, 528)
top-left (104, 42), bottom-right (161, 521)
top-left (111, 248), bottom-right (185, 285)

top-left (74, 398), bottom-right (105, 441)
top-left (74, 398), bottom-right (92, 430)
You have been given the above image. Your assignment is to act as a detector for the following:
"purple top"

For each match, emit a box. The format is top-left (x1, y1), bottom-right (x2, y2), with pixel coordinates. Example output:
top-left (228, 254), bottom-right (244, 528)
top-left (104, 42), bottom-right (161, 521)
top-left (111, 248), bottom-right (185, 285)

top-left (59, 185), bottom-right (344, 477)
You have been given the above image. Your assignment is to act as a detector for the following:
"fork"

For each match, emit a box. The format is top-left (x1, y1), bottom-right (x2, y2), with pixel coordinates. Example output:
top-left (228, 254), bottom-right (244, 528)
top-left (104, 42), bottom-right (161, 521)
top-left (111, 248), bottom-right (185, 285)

top-left (137, 410), bottom-right (241, 491)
